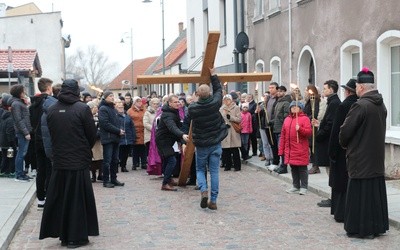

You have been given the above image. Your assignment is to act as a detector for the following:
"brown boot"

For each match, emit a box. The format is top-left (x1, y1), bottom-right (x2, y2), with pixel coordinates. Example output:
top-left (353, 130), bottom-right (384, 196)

top-left (161, 184), bottom-right (177, 191)
top-left (200, 191), bottom-right (208, 208)
top-left (207, 201), bottom-right (217, 210)
top-left (309, 166), bottom-right (321, 174)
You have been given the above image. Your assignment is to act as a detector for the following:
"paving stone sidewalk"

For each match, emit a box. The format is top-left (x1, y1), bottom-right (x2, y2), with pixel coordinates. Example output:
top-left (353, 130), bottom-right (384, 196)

top-left (3, 157), bottom-right (400, 249)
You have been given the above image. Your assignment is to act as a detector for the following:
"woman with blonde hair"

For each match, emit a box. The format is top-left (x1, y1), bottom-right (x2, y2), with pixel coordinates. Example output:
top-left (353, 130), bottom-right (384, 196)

top-left (219, 94), bottom-right (242, 171)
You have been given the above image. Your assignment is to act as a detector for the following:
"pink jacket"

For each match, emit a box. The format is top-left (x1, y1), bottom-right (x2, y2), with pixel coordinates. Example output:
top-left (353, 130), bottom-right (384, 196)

top-left (278, 112), bottom-right (312, 166)
top-left (240, 111), bottom-right (253, 134)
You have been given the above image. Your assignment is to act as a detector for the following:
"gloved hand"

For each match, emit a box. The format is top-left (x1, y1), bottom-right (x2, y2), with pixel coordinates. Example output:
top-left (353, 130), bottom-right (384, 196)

top-left (226, 124), bottom-right (231, 128)
top-left (268, 121), bottom-right (274, 127)
top-left (226, 114), bottom-right (231, 120)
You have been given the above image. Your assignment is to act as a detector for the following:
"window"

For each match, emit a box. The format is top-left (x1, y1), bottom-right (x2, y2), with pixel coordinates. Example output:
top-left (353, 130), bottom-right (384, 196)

top-left (203, 8), bottom-right (209, 44)
top-left (269, 0), bottom-right (280, 11)
top-left (255, 59), bottom-right (266, 94)
top-left (253, 0), bottom-right (264, 21)
top-left (377, 30), bottom-right (400, 134)
top-left (351, 52), bottom-right (360, 79)
top-left (270, 56), bottom-right (281, 84)
top-left (190, 18), bottom-right (195, 58)
top-left (340, 40), bottom-right (362, 98)
top-left (219, 0), bottom-right (227, 46)
top-left (391, 46), bottom-right (400, 127)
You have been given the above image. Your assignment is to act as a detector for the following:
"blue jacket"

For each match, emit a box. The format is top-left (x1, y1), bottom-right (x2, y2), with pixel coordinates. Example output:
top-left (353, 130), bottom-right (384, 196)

top-left (41, 95), bottom-right (58, 159)
top-left (98, 100), bottom-right (121, 145)
top-left (118, 112), bottom-right (136, 145)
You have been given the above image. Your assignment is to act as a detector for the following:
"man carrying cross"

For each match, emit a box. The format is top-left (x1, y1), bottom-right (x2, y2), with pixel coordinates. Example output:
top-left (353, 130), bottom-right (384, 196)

top-left (187, 68), bottom-right (228, 210)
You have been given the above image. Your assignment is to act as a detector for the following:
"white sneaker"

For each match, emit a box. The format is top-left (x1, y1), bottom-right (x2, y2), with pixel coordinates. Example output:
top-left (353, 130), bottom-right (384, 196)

top-left (299, 188), bottom-right (308, 195)
top-left (37, 199), bottom-right (45, 210)
top-left (286, 187), bottom-right (300, 194)
top-left (268, 164), bottom-right (278, 171)
top-left (31, 169), bottom-right (37, 177)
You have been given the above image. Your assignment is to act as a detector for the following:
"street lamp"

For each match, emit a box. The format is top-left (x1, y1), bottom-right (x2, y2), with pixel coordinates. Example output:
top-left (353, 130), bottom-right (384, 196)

top-left (120, 28), bottom-right (135, 96)
top-left (143, 0), bottom-right (166, 94)
top-left (143, 0), bottom-right (165, 75)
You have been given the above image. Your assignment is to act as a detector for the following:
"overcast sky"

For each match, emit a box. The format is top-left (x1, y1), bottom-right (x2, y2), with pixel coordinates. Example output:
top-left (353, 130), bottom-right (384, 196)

top-left (4, 0), bottom-right (187, 72)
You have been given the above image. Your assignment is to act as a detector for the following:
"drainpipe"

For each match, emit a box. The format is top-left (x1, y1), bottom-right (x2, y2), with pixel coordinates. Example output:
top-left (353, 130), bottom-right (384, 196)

top-left (288, 0), bottom-right (292, 84)
top-left (240, 0), bottom-right (245, 73)
top-left (233, 0), bottom-right (240, 89)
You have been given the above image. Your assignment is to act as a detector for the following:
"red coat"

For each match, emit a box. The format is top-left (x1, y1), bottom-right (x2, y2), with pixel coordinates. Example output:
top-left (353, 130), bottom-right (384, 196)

top-left (240, 111), bottom-right (253, 134)
top-left (278, 112), bottom-right (312, 166)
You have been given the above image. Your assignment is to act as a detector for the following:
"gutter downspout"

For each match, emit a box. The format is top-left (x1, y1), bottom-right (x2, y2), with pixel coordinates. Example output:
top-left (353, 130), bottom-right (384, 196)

top-left (288, 0), bottom-right (292, 84)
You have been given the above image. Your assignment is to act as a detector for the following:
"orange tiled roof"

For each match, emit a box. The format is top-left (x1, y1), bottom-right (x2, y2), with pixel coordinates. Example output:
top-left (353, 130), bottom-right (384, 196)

top-left (153, 37), bottom-right (187, 72)
top-left (106, 56), bottom-right (158, 90)
top-left (0, 49), bottom-right (42, 76)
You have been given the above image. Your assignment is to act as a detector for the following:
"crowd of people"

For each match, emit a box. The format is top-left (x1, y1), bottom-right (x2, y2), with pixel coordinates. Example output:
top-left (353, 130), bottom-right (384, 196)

top-left (0, 67), bottom-right (389, 247)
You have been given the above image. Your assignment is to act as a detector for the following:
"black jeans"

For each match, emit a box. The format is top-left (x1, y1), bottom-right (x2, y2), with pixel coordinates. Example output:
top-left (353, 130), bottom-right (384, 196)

top-left (132, 144), bottom-right (147, 167)
top-left (36, 143), bottom-right (52, 201)
top-left (222, 147), bottom-right (241, 170)
top-left (118, 144), bottom-right (132, 168)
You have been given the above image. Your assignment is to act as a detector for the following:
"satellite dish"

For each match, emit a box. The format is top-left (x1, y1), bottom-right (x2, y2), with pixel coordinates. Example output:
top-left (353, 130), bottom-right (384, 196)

top-left (121, 80), bottom-right (130, 85)
top-left (235, 32), bottom-right (249, 54)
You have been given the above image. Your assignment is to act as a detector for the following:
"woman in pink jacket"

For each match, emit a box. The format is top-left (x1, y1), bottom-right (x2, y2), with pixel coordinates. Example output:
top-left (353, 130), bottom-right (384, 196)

top-left (278, 101), bottom-right (312, 195)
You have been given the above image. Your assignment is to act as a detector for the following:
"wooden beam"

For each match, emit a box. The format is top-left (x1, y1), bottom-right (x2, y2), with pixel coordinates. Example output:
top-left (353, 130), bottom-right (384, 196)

top-left (200, 32), bottom-right (220, 77)
top-left (136, 72), bottom-right (272, 85)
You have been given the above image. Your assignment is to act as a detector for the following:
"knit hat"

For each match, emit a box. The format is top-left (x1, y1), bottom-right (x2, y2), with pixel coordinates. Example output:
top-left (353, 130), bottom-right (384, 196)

top-left (357, 67), bottom-right (374, 84)
top-left (1, 94), bottom-right (12, 107)
top-left (230, 92), bottom-right (239, 100)
top-left (87, 101), bottom-right (97, 109)
top-left (289, 101), bottom-right (304, 110)
top-left (132, 96), bottom-right (141, 104)
top-left (341, 78), bottom-right (357, 93)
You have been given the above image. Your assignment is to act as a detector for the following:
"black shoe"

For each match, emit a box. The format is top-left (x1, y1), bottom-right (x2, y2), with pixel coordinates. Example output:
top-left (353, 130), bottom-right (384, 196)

top-left (141, 165), bottom-right (147, 169)
top-left (317, 199), bottom-right (331, 207)
top-left (275, 166), bottom-right (288, 174)
top-left (67, 240), bottom-right (89, 248)
top-left (252, 153), bottom-right (257, 156)
top-left (97, 175), bottom-right (103, 181)
top-left (132, 165), bottom-right (137, 171)
top-left (111, 179), bottom-right (125, 186)
top-left (243, 155), bottom-right (252, 160)
top-left (224, 168), bottom-right (231, 171)
top-left (121, 167), bottom-right (129, 172)
top-left (103, 182), bottom-right (115, 188)
top-left (91, 177), bottom-right (96, 183)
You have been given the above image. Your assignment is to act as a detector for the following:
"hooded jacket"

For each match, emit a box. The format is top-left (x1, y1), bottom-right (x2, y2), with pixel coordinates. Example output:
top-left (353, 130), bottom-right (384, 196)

top-left (47, 90), bottom-right (97, 170)
top-left (339, 90), bottom-right (387, 179)
top-left (0, 110), bottom-right (16, 148)
top-left (278, 112), bottom-right (312, 166)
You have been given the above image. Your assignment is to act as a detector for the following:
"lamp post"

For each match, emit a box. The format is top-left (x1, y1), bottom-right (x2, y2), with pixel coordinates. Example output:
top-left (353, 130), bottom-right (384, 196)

top-left (143, 0), bottom-right (166, 94)
top-left (120, 28), bottom-right (135, 96)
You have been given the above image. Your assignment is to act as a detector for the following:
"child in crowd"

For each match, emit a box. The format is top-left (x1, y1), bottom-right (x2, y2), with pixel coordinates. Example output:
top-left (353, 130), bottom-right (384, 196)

top-left (279, 101), bottom-right (312, 195)
top-left (240, 102), bottom-right (253, 161)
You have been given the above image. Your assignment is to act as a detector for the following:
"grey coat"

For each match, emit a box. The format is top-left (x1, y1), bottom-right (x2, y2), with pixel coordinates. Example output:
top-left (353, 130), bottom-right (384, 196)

top-left (272, 94), bottom-right (292, 133)
top-left (9, 97), bottom-right (32, 136)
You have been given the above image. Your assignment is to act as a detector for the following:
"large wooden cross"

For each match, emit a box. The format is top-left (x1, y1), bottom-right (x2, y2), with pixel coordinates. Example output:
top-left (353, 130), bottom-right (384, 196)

top-left (137, 31), bottom-right (273, 186)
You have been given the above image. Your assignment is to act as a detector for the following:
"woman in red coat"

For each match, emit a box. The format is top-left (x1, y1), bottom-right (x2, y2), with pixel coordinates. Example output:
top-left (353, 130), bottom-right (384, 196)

top-left (278, 101), bottom-right (312, 195)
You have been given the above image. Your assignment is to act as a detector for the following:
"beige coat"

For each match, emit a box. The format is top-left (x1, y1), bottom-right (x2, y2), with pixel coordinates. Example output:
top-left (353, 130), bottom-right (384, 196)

top-left (92, 139), bottom-right (103, 161)
top-left (143, 107), bottom-right (157, 144)
top-left (220, 103), bottom-right (242, 148)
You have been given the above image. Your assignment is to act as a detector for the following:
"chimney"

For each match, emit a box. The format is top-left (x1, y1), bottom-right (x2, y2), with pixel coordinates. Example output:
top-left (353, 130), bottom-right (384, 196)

top-left (178, 22), bottom-right (184, 34)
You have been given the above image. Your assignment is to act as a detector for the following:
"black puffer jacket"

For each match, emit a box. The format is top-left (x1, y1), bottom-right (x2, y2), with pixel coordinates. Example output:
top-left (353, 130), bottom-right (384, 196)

top-left (155, 104), bottom-right (184, 157)
top-left (47, 91), bottom-right (97, 170)
top-left (188, 75), bottom-right (228, 147)
top-left (98, 99), bottom-right (121, 145)
top-left (9, 97), bottom-right (32, 136)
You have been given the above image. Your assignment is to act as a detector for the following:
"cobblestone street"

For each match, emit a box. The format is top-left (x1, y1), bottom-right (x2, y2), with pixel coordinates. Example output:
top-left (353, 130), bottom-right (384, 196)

top-left (8, 163), bottom-right (400, 249)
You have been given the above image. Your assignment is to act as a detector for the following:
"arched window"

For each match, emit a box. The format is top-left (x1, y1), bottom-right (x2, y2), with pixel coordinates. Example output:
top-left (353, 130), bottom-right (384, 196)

top-left (340, 40), bottom-right (362, 97)
top-left (270, 56), bottom-right (281, 84)
top-left (255, 59), bottom-right (266, 94)
top-left (297, 46), bottom-right (316, 91)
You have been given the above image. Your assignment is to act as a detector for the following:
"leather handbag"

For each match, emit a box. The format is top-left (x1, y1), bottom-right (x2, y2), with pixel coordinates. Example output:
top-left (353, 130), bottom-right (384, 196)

top-left (231, 121), bottom-right (242, 133)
